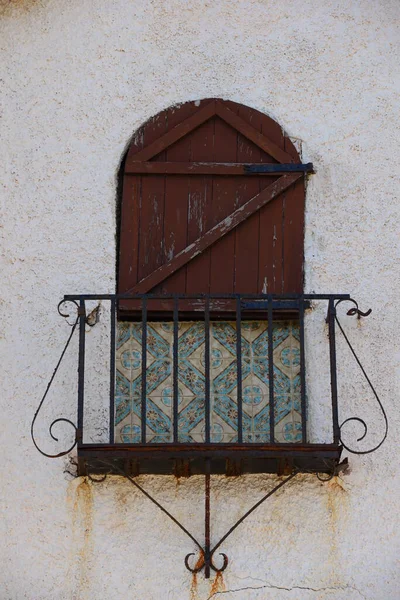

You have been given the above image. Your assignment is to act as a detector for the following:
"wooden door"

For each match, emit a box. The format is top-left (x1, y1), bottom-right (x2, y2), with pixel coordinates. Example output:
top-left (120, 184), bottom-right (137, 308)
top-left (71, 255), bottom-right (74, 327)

top-left (118, 99), bottom-right (306, 316)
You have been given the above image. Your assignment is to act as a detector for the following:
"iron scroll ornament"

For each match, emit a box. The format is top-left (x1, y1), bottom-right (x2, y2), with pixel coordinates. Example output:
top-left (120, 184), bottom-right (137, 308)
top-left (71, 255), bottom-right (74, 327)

top-left (30, 300), bottom-right (80, 458)
top-left (87, 459), bottom-right (297, 578)
top-left (334, 298), bottom-right (388, 455)
top-left (32, 294), bottom-right (388, 577)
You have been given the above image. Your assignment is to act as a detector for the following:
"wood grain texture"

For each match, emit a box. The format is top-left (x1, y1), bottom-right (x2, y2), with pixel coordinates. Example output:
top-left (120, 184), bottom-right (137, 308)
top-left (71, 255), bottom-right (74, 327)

top-left (118, 99), bottom-right (306, 313)
top-left (127, 174), bottom-right (301, 294)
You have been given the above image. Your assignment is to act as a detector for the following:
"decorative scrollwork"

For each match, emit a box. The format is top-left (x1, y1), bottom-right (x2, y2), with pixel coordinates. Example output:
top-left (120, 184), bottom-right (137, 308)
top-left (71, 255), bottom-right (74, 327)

top-left (87, 471), bottom-right (109, 483)
top-left (185, 550), bottom-right (228, 574)
top-left (334, 299), bottom-right (388, 455)
top-left (93, 460), bottom-right (295, 578)
top-left (31, 300), bottom-right (80, 458)
top-left (57, 298), bottom-right (80, 324)
top-left (335, 297), bottom-right (372, 319)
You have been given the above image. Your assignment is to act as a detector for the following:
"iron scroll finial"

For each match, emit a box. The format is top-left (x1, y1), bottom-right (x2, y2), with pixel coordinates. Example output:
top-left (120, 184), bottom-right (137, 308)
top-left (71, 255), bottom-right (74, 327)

top-left (336, 297), bottom-right (372, 319)
top-left (31, 300), bottom-right (81, 459)
top-left (334, 299), bottom-right (388, 455)
top-left (185, 551), bottom-right (229, 575)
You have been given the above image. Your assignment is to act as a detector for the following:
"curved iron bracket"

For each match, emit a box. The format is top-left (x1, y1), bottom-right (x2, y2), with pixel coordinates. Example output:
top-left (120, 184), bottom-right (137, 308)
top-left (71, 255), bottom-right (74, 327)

top-left (31, 300), bottom-right (82, 459)
top-left (89, 459), bottom-right (298, 578)
top-left (333, 299), bottom-right (388, 455)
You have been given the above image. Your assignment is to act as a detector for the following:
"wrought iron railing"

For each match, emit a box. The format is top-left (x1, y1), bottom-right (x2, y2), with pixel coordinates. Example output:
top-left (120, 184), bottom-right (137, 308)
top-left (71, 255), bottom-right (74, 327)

top-left (32, 292), bottom-right (388, 578)
top-left (32, 293), bottom-right (387, 473)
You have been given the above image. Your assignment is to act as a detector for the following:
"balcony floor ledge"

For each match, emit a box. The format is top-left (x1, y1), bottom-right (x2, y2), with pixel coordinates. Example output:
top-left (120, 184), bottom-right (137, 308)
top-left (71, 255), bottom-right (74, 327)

top-left (77, 442), bottom-right (342, 477)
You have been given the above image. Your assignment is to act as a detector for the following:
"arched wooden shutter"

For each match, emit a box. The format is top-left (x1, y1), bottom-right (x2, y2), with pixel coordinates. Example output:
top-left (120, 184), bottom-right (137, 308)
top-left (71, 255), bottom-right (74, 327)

top-left (118, 99), bottom-right (306, 315)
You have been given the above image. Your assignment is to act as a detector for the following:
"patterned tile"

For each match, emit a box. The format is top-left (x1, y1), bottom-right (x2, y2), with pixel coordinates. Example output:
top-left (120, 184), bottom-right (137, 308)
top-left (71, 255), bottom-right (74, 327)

top-left (115, 321), bottom-right (303, 443)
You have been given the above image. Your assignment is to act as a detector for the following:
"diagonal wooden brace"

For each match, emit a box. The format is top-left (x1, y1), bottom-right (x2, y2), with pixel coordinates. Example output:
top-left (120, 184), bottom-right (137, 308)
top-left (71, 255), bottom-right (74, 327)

top-left (126, 172), bottom-right (302, 294)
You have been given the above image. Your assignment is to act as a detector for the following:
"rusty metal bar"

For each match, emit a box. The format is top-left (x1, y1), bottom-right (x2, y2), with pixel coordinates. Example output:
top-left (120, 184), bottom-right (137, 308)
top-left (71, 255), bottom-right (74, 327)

top-left (299, 297), bottom-right (307, 444)
top-left (204, 457), bottom-right (211, 578)
top-left (77, 299), bottom-right (86, 444)
top-left (236, 297), bottom-right (243, 443)
top-left (204, 298), bottom-right (211, 443)
top-left (173, 296), bottom-right (179, 443)
top-left (210, 472), bottom-right (297, 557)
top-left (244, 162), bottom-right (314, 174)
top-left (141, 297), bottom-right (147, 444)
top-left (268, 295), bottom-right (275, 443)
top-left (109, 298), bottom-right (116, 444)
top-left (327, 299), bottom-right (340, 444)
top-left (65, 293), bottom-right (351, 301)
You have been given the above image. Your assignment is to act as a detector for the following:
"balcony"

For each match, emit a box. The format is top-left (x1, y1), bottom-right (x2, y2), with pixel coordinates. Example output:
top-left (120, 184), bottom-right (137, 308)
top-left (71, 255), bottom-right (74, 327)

top-left (40, 292), bottom-right (368, 478)
top-left (30, 291), bottom-right (388, 578)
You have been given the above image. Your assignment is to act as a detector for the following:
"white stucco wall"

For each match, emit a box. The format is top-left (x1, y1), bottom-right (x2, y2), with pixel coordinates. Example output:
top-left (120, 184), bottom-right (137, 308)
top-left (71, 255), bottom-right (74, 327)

top-left (1, 1), bottom-right (399, 598)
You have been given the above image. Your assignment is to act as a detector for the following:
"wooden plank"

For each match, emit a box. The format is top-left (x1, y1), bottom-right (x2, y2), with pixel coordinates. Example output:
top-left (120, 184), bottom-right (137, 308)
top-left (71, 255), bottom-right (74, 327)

top-left (283, 134), bottom-right (300, 162)
top-left (258, 191), bottom-right (283, 293)
top-left (234, 105), bottom-right (263, 293)
top-left (210, 116), bottom-right (237, 293)
top-left (161, 102), bottom-right (195, 293)
top-left (118, 174), bottom-right (141, 293)
top-left (137, 112), bottom-right (167, 284)
top-left (125, 161), bottom-right (292, 176)
top-left (282, 177), bottom-right (305, 292)
top-left (186, 118), bottom-right (215, 294)
top-left (215, 101), bottom-right (294, 164)
top-left (257, 110), bottom-right (287, 294)
top-left (125, 162), bottom-right (312, 175)
top-left (282, 133), bottom-right (304, 292)
top-left (126, 100), bottom-right (216, 164)
top-left (127, 173), bottom-right (302, 294)
top-left (119, 122), bottom-right (146, 295)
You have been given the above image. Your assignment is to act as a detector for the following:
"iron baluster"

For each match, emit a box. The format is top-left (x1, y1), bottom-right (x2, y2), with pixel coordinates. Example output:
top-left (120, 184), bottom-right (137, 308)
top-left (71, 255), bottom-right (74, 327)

top-left (327, 299), bottom-right (340, 444)
top-left (299, 296), bottom-right (307, 444)
top-left (141, 297), bottom-right (147, 444)
top-left (77, 299), bottom-right (86, 445)
top-left (236, 296), bottom-right (243, 443)
top-left (268, 295), bottom-right (275, 443)
top-left (204, 297), bottom-right (211, 444)
top-left (204, 457), bottom-right (211, 578)
top-left (109, 298), bottom-right (116, 444)
top-left (173, 296), bottom-right (179, 443)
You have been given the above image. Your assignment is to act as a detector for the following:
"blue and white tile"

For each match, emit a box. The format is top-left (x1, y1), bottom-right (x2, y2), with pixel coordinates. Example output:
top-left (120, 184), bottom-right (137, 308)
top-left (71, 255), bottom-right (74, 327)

top-left (115, 320), bottom-right (303, 444)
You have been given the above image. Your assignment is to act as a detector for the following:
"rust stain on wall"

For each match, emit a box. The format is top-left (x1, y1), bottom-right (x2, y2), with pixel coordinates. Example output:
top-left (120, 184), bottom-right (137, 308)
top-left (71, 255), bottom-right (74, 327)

top-left (115, 483), bottom-right (130, 507)
top-left (209, 570), bottom-right (225, 597)
top-left (325, 476), bottom-right (349, 587)
top-left (0, 0), bottom-right (45, 17)
top-left (68, 477), bottom-right (94, 597)
top-left (190, 552), bottom-right (205, 600)
top-left (190, 572), bottom-right (198, 600)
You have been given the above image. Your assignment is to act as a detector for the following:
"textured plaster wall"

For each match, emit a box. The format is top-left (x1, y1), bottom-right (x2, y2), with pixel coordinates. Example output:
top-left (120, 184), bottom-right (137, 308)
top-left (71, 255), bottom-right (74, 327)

top-left (1, 1), bottom-right (399, 599)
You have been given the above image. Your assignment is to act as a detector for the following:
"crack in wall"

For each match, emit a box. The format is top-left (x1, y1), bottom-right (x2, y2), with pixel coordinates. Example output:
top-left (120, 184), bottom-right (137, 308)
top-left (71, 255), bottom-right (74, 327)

top-left (207, 582), bottom-right (367, 599)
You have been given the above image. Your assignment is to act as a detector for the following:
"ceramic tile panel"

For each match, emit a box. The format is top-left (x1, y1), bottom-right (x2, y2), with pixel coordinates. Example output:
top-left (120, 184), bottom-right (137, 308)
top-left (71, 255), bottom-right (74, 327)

top-left (115, 321), bottom-right (303, 444)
